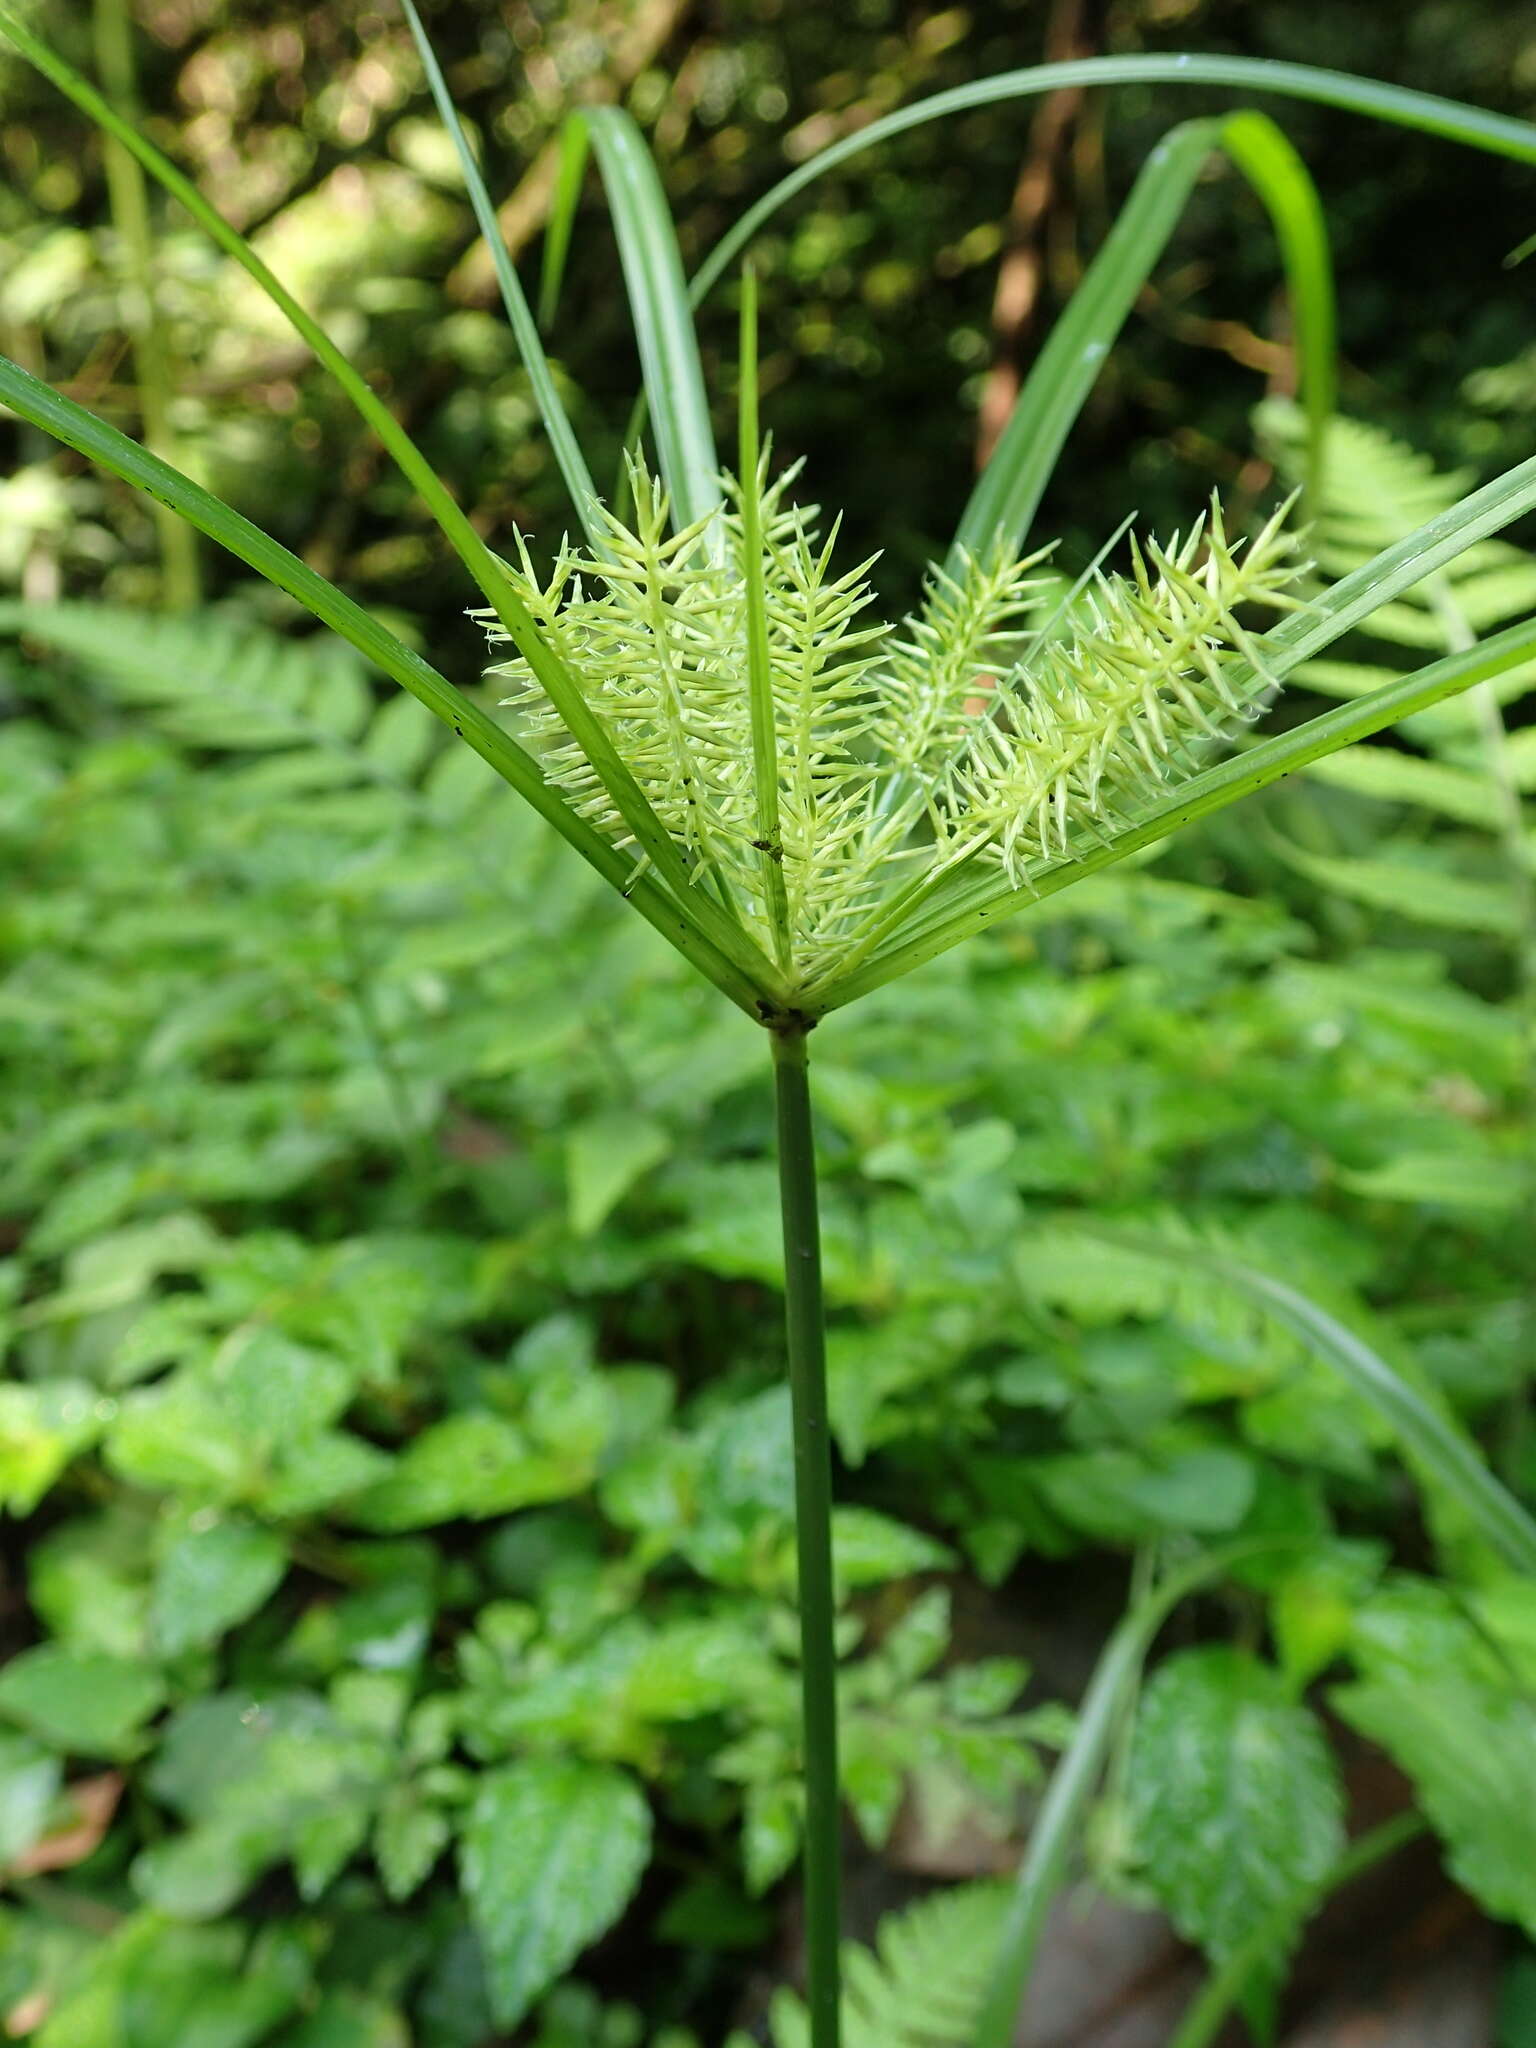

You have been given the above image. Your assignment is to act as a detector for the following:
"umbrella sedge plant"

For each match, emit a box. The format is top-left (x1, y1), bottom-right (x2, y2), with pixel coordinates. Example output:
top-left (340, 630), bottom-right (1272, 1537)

top-left (4, 7), bottom-right (1536, 2043)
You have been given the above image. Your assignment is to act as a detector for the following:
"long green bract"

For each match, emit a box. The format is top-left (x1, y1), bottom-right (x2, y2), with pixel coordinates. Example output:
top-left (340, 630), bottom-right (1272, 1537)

top-left (949, 110), bottom-right (1335, 568)
top-left (692, 54), bottom-right (1536, 307)
top-left (812, 450), bottom-right (1536, 1007)
top-left (540, 118), bottom-right (591, 330)
top-left (581, 107), bottom-right (723, 538)
top-left (0, 355), bottom-right (769, 1021)
top-left (399, 0), bottom-right (605, 549)
top-left (738, 269), bottom-right (793, 969)
top-left (1220, 110), bottom-right (1335, 506)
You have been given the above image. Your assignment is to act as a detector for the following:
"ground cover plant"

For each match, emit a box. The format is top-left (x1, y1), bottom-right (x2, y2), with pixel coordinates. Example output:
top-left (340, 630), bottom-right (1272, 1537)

top-left (0, 4), bottom-right (1534, 2045)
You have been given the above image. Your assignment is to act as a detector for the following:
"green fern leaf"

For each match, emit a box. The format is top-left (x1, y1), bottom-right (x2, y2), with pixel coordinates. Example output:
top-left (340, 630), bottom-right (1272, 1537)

top-left (1259, 401), bottom-right (1536, 734)
top-left (767, 1882), bottom-right (1008, 2048)
top-left (0, 601), bottom-right (375, 750)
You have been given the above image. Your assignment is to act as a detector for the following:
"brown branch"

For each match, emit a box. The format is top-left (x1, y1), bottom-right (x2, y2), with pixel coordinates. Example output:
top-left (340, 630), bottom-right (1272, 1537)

top-left (974, 0), bottom-right (1104, 472)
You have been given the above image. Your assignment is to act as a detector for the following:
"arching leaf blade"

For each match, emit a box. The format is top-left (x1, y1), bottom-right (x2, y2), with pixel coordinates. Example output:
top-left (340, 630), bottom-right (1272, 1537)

top-left (400, 0), bottom-right (605, 548)
top-left (1081, 1228), bottom-right (1536, 1575)
top-left (972, 1541), bottom-right (1304, 2048)
top-left (583, 105), bottom-right (722, 535)
top-left (1218, 110), bottom-right (1336, 509)
top-left (948, 117), bottom-right (1222, 570)
top-left (692, 54), bottom-right (1536, 309)
top-left (949, 109), bottom-right (1334, 570)
top-left (541, 115), bottom-right (591, 330)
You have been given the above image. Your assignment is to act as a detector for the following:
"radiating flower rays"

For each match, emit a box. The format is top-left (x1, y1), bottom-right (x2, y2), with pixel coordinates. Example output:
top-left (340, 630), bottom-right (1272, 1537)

top-left (481, 463), bottom-right (1303, 1002)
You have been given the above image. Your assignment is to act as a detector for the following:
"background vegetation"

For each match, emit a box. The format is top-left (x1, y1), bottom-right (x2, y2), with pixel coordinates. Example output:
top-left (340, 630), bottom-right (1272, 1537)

top-left (1, 0), bottom-right (1534, 2043)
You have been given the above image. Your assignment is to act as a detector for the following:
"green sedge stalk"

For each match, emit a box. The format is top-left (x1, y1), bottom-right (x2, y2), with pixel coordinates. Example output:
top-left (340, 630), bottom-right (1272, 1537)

top-left (771, 1026), bottom-right (842, 2048)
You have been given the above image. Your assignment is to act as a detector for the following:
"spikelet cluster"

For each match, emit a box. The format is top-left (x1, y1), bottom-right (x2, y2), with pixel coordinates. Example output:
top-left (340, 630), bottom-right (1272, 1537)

top-left (930, 500), bottom-right (1301, 884)
top-left (480, 460), bottom-right (1303, 990)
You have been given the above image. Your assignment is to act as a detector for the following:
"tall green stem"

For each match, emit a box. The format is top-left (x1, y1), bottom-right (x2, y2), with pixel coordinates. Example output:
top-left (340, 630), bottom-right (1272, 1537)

top-left (92, 0), bottom-right (200, 609)
top-left (771, 1024), bottom-right (842, 2048)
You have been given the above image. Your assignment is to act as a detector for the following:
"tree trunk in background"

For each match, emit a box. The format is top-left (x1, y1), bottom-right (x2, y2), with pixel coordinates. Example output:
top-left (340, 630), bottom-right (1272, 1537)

top-left (974, 0), bottom-right (1106, 473)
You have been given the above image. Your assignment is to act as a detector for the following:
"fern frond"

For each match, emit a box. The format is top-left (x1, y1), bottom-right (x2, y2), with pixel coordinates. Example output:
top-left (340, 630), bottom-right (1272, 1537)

top-left (1258, 400), bottom-right (1536, 663)
top-left (768, 1882), bottom-right (1008, 2048)
top-left (1259, 402), bottom-right (1536, 903)
top-left (0, 600), bottom-right (377, 754)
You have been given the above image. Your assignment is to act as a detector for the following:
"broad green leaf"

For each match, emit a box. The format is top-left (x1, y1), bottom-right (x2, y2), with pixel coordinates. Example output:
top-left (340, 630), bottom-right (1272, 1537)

top-left (1334, 1580), bottom-right (1536, 1938)
top-left (133, 1820), bottom-right (273, 1920)
top-left (1034, 1443), bottom-right (1256, 1541)
top-left (0, 1381), bottom-right (101, 1514)
top-left (275, 1992), bottom-right (409, 2048)
top-left (0, 1646), bottom-right (164, 1757)
top-left (1125, 1646), bottom-right (1344, 1971)
top-left (743, 1776), bottom-right (801, 1896)
top-left (151, 1519), bottom-right (288, 1657)
top-left (346, 1413), bottom-right (575, 1532)
top-left (830, 1507), bottom-right (955, 1590)
top-left (260, 1431), bottom-right (393, 1519)
top-left (32, 1914), bottom-right (307, 2048)
top-left (461, 1757), bottom-right (651, 2028)
top-left (374, 1789), bottom-right (451, 1902)
top-left (1270, 1543), bottom-right (1386, 1688)
top-left (565, 1113), bottom-right (671, 1236)
top-left (201, 1329), bottom-right (353, 1441)
top-left (149, 1693), bottom-right (335, 1818)
top-left (28, 1512), bottom-right (153, 1659)
top-left (0, 1732), bottom-right (61, 1863)
top-left (1337, 1148), bottom-right (1526, 1210)
top-left (107, 1380), bottom-right (260, 1500)
top-left (137, 1690), bottom-right (392, 1915)
top-left (974, 1545), bottom-right (1286, 2048)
